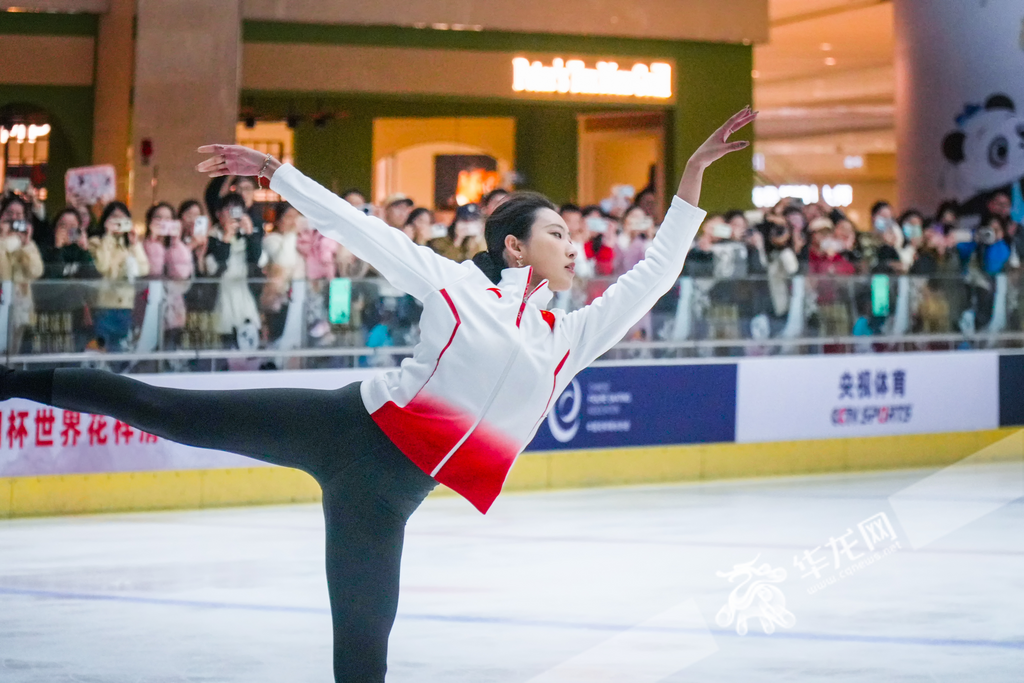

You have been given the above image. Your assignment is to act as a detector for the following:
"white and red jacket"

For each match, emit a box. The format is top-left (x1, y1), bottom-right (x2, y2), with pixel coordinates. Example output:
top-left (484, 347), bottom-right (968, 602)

top-left (271, 165), bottom-right (706, 513)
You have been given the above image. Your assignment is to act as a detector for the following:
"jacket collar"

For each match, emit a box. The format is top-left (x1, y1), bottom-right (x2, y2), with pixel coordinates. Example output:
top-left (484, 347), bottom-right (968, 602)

top-left (497, 266), bottom-right (553, 308)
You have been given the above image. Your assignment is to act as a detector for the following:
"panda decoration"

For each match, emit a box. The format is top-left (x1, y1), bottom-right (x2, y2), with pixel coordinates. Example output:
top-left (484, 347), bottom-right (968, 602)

top-left (942, 93), bottom-right (1024, 227)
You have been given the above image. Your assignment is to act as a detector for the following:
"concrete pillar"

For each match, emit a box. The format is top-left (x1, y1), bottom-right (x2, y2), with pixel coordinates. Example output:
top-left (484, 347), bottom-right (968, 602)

top-left (131, 0), bottom-right (241, 211)
top-left (895, 0), bottom-right (1024, 224)
top-left (91, 0), bottom-right (134, 202)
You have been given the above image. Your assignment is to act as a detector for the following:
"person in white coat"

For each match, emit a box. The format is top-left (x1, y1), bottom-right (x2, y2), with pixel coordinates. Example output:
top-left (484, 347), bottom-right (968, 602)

top-left (1, 106), bottom-right (757, 683)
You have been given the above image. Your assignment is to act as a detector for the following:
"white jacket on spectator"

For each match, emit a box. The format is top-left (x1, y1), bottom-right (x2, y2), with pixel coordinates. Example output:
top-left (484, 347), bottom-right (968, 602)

top-left (271, 164), bottom-right (706, 513)
top-left (262, 229), bottom-right (305, 281)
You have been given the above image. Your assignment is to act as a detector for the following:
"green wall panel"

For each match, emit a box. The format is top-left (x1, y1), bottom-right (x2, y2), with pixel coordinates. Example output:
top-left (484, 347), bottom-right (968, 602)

top-left (0, 12), bottom-right (98, 36)
top-left (671, 42), bottom-right (754, 214)
top-left (242, 23), bottom-right (753, 212)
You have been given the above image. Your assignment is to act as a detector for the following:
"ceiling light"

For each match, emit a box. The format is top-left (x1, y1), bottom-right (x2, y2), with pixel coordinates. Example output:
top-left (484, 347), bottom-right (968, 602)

top-left (751, 69), bottom-right (761, 79)
top-left (820, 43), bottom-right (833, 51)
top-left (824, 57), bottom-right (837, 66)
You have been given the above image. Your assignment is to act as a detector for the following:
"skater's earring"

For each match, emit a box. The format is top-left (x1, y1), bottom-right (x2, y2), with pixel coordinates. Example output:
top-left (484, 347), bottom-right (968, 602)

top-left (516, 255), bottom-right (523, 267)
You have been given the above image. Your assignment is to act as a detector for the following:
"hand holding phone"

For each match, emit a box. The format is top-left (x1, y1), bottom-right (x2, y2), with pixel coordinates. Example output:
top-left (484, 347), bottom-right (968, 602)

top-left (192, 215), bottom-right (209, 238)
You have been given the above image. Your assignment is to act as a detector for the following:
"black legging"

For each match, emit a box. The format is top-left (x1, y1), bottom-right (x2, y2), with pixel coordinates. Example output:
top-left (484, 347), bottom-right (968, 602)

top-left (42, 368), bottom-right (439, 682)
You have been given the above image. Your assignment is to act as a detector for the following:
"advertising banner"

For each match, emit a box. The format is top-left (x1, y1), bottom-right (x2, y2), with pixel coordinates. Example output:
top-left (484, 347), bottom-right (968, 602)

top-left (0, 369), bottom-right (376, 478)
top-left (526, 363), bottom-right (737, 452)
top-left (735, 352), bottom-right (999, 443)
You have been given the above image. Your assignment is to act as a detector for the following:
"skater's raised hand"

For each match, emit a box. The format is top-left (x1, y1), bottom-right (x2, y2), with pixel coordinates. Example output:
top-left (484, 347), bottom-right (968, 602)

top-left (196, 144), bottom-right (281, 180)
top-left (676, 106), bottom-right (757, 207)
top-left (689, 106), bottom-right (757, 169)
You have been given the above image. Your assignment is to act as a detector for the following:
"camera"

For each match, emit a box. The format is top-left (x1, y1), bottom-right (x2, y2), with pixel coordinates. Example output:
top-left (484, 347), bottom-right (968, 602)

top-left (112, 218), bottom-right (133, 234)
top-left (10, 219), bottom-right (28, 233)
top-left (977, 226), bottom-right (998, 246)
top-left (770, 223), bottom-right (789, 238)
top-left (192, 215), bottom-right (209, 237)
top-left (229, 206), bottom-right (244, 221)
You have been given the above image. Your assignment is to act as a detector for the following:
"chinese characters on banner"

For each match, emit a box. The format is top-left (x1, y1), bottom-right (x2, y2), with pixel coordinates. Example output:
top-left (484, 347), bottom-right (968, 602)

top-left (735, 352), bottom-right (999, 442)
top-left (0, 407), bottom-right (160, 451)
top-left (832, 368), bottom-right (912, 426)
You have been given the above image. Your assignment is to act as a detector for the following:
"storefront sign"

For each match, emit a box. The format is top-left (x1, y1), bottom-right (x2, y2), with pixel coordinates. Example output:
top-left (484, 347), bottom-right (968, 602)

top-left (512, 57), bottom-right (672, 99)
top-left (735, 352), bottom-right (999, 443)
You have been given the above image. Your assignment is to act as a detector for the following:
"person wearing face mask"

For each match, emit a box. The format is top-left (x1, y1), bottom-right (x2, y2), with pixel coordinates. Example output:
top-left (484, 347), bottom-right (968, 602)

top-left (0, 196), bottom-right (45, 353)
top-left (807, 218), bottom-right (856, 352)
top-left (89, 201), bottom-right (150, 352)
top-left (427, 203), bottom-right (487, 263)
top-left (897, 210), bottom-right (926, 273)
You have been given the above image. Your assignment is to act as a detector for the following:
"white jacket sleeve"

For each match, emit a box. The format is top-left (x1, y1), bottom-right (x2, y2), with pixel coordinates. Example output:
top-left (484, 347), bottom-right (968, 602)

top-left (559, 195), bottom-right (707, 370)
top-left (270, 163), bottom-right (467, 299)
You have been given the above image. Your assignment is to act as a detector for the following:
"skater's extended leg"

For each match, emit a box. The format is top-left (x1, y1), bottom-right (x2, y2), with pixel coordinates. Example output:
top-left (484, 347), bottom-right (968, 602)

top-left (2, 367), bottom-right (366, 481)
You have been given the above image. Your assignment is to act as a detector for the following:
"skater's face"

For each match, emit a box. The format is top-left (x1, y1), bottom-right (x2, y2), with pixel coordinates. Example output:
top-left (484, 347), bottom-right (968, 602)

top-left (505, 207), bottom-right (577, 292)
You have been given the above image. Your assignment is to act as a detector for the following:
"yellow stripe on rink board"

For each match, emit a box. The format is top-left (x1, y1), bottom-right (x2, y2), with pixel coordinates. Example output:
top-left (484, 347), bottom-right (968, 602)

top-left (3, 467), bottom-right (320, 518)
top-left (0, 428), bottom-right (1018, 518)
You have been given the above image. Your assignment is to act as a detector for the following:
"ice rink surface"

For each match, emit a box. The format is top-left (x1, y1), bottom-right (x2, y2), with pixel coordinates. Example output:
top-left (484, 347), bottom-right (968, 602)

top-left (1, 465), bottom-right (1022, 682)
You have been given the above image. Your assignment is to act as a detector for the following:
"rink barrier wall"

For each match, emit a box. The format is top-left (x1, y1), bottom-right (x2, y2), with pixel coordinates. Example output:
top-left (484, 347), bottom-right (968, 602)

top-left (2, 350), bottom-right (1019, 517)
top-left (1, 427), bottom-right (1016, 518)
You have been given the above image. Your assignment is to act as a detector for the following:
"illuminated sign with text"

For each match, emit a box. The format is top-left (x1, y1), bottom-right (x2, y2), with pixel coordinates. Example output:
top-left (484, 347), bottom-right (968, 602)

top-left (512, 57), bottom-right (672, 99)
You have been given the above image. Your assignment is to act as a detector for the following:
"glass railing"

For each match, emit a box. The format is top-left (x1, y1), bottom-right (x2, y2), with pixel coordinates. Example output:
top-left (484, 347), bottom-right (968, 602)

top-left (4, 271), bottom-right (1022, 370)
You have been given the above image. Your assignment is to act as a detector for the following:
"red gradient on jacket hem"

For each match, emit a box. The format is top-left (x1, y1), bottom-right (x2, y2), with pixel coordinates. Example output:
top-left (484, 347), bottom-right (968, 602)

top-left (371, 393), bottom-right (521, 514)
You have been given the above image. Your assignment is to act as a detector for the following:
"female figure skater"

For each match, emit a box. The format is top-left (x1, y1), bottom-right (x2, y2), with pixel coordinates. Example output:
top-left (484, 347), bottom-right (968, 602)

top-left (1, 106), bottom-right (756, 682)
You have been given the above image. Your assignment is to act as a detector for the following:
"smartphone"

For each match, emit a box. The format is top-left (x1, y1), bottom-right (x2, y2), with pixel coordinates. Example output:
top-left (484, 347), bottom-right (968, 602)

top-left (230, 206), bottom-right (244, 221)
top-left (461, 220), bottom-right (483, 237)
top-left (113, 217), bottom-right (133, 233)
top-left (870, 274), bottom-right (890, 317)
top-left (328, 278), bottom-right (352, 325)
top-left (164, 220), bottom-right (182, 238)
top-left (430, 223), bottom-right (448, 239)
top-left (711, 222), bottom-right (733, 239)
top-left (10, 219), bottom-right (28, 233)
top-left (950, 228), bottom-right (973, 244)
top-left (192, 215), bottom-right (209, 237)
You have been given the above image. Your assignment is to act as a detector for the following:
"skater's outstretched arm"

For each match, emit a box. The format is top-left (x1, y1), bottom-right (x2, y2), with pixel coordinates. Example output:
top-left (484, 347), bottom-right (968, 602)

top-left (558, 106), bottom-right (757, 370)
top-left (196, 146), bottom-right (468, 301)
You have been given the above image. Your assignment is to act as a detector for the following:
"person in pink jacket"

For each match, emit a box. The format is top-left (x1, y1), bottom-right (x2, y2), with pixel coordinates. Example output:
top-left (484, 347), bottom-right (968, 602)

top-left (143, 203), bottom-right (195, 347)
top-left (2, 107), bottom-right (756, 682)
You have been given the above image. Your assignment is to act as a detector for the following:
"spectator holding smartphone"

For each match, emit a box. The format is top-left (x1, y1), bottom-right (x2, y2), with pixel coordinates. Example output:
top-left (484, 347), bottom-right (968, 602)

top-left (205, 193), bottom-right (265, 348)
top-left (0, 195), bottom-right (44, 352)
top-left (428, 203), bottom-right (487, 263)
top-left (144, 203), bottom-right (194, 348)
top-left (89, 201), bottom-right (150, 351)
top-left (44, 207), bottom-right (97, 279)
top-left (177, 199), bottom-right (210, 272)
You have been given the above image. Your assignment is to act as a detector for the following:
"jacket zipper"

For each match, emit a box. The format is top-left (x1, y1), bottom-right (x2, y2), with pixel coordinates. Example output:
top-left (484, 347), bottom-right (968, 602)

top-left (432, 268), bottom-right (547, 477)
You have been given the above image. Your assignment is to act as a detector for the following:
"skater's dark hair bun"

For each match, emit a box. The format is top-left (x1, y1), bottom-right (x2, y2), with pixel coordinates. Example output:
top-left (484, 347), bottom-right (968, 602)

top-left (472, 191), bottom-right (556, 285)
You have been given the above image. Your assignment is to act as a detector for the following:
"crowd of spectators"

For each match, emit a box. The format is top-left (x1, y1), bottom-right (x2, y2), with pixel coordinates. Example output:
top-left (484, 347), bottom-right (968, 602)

top-left (0, 178), bottom-right (1020, 363)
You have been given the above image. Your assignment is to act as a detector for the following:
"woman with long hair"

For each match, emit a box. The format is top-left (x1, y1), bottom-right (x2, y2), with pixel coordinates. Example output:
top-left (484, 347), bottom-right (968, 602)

top-left (1, 106), bottom-right (755, 682)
